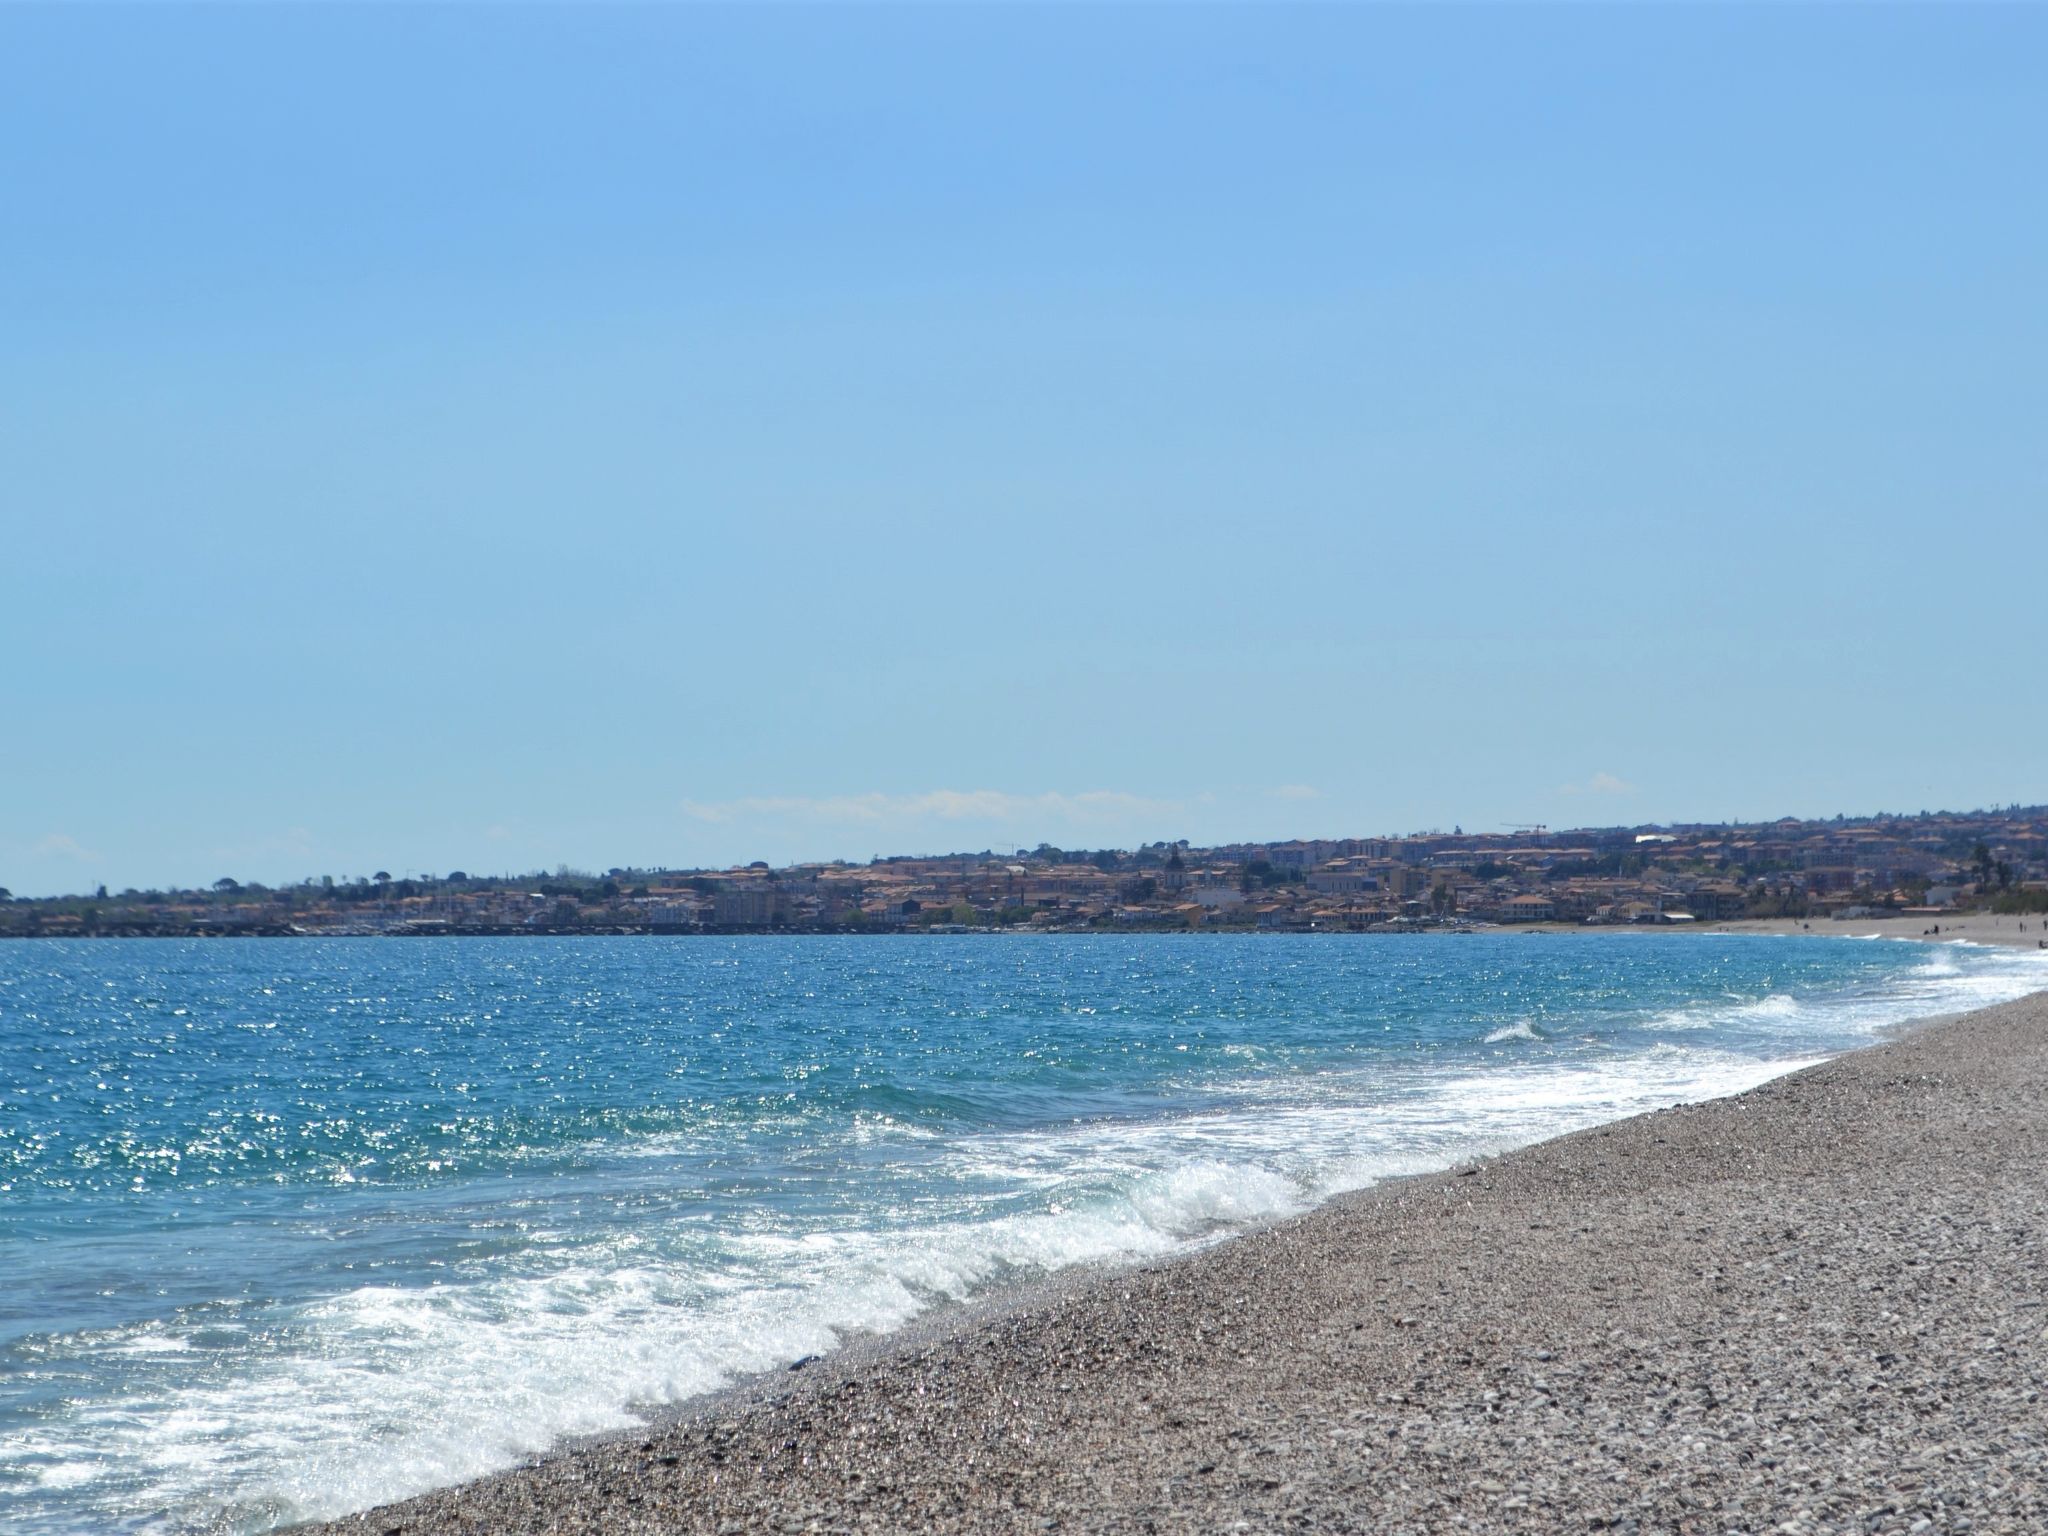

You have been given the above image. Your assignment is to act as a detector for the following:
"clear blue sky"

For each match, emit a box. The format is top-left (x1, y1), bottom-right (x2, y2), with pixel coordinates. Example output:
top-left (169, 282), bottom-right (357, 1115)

top-left (4, 5), bottom-right (2044, 896)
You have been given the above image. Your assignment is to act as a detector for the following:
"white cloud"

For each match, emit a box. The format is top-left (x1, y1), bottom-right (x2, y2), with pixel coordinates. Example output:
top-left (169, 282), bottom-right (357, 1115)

top-left (32, 832), bottom-right (102, 863)
top-left (1269, 784), bottom-right (1322, 802)
top-left (1560, 771), bottom-right (1638, 796)
top-left (680, 788), bottom-right (1187, 827)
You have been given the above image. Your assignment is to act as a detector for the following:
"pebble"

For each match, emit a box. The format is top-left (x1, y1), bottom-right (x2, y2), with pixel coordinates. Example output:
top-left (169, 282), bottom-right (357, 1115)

top-left (299, 991), bottom-right (2048, 1536)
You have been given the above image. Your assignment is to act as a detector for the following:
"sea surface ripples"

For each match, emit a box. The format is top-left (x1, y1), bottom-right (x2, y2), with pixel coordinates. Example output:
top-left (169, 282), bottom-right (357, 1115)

top-left (2, 932), bottom-right (2042, 1533)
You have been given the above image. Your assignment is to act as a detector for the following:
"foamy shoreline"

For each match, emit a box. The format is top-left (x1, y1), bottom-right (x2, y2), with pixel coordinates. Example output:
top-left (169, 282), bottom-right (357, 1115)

top-left (1511, 912), bottom-right (2047, 949)
top-left (1711, 913), bottom-right (2048, 949)
top-left (298, 983), bottom-right (2048, 1536)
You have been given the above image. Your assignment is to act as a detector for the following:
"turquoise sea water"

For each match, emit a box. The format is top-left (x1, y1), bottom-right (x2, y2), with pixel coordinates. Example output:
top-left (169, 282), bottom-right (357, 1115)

top-left (3, 932), bottom-right (2043, 1534)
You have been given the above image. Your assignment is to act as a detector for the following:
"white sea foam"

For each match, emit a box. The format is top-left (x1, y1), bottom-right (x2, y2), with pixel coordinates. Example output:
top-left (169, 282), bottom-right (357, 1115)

top-left (25, 1039), bottom-right (1804, 1534)
top-left (31, 1464), bottom-right (104, 1492)
top-left (10, 941), bottom-right (2046, 1536)
top-left (1635, 947), bottom-right (2048, 1043)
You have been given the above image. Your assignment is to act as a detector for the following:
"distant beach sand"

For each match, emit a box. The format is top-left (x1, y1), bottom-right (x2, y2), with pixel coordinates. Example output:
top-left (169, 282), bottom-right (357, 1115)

top-left (299, 980), bottom-right (2048, 1535)
top-left (1710, 912), bottom-right (2047, 949)
top-left (1507, 912), bottom-right (2047, 950)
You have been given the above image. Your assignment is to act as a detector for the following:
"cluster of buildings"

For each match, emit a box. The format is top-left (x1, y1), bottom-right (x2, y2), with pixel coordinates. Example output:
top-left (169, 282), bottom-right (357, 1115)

top-left (9, 807), bottom-right (2045, 937)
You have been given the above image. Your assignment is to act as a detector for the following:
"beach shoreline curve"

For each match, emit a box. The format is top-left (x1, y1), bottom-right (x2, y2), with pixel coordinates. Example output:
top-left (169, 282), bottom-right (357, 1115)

top-left (294, 980), bottom-right (2048, 1536)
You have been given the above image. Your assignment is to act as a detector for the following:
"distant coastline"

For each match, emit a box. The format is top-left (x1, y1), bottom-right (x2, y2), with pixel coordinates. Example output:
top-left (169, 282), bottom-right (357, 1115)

top-left (6, 802), bottom-right (2043, 939)
top-left (6, 915), bottom-right (2047, 949)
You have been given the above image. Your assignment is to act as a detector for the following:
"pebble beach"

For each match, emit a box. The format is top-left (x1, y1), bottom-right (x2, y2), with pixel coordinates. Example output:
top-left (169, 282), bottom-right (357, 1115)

top-left (300, 984), bottom-right (2048, 1536)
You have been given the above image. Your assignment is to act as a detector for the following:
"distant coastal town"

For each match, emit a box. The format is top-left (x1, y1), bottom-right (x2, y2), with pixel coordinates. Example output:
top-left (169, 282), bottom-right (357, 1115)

top-left (7, 804), bottom-right (2046, 937)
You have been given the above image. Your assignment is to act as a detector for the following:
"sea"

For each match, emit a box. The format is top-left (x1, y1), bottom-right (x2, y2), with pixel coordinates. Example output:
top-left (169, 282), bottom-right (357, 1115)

top-left (3, 931), bottom-right (2044, 1535)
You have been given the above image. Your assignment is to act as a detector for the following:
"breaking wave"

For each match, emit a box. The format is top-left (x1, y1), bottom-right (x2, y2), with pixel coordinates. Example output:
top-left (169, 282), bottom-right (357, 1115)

top-left (5, 932), bottom-right (2044, 1534)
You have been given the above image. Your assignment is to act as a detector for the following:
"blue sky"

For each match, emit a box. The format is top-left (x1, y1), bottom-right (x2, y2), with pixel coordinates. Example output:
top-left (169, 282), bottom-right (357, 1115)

top-left (4, 6), bottom-right (2044, 895)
